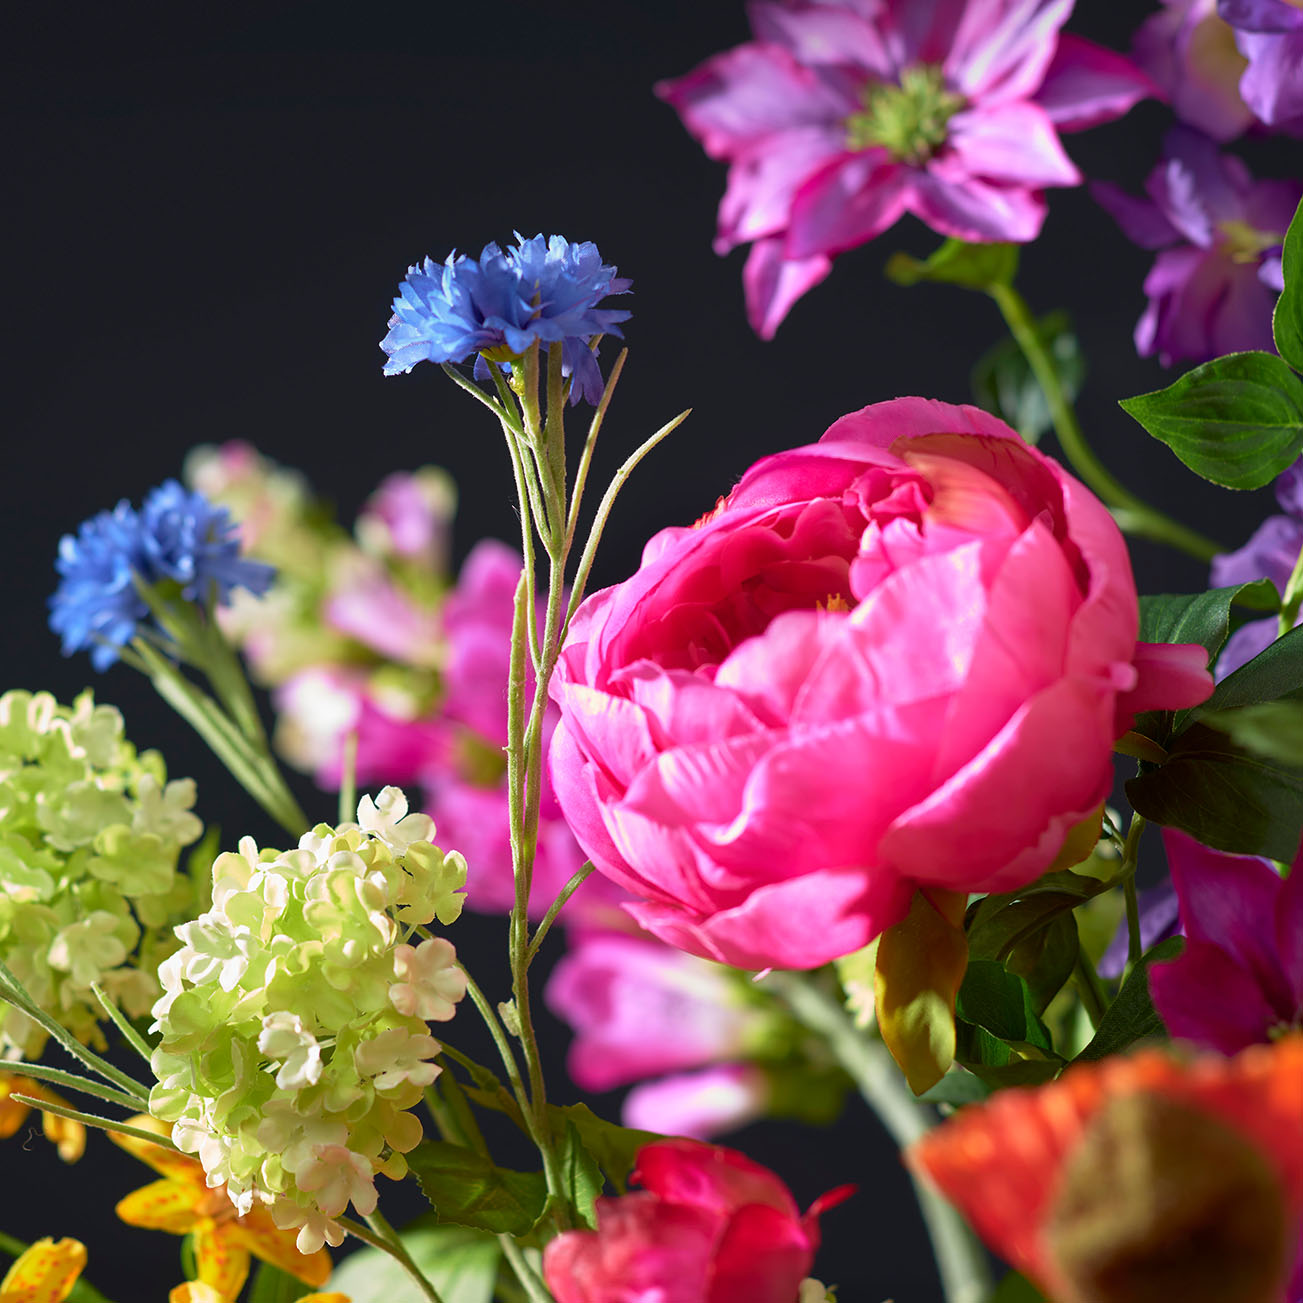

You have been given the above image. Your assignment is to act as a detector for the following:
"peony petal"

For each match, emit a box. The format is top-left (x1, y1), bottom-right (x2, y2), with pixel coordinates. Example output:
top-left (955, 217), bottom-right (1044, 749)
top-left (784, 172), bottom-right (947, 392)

top-left (821, 397), bottom-right (1023, 452)
top-left (708, 1203), bottom-right (815, 1303)
top-left (946, 102), bottom-right (1080, 187)
top-left (740, 238), bottom-right (833, 339)
top-left (633, 1138), bottom-right (800, 1219)
top-left (1114, 641), bottom-right (1213, 734)
top-left (626, 865), bottom-right (913, 971)
top-left (1033, 33), bottom-right (1156, 130)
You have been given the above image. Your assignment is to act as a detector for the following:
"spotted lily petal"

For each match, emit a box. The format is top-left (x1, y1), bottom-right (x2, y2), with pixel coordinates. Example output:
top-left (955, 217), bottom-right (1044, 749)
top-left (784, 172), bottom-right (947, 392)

top-left (0, 1238), bottom-right (87, 1303)
top-left (194, 1220), bottom-right (251, 1302)
top-left (115, 1178), bottom-right (203, 1234)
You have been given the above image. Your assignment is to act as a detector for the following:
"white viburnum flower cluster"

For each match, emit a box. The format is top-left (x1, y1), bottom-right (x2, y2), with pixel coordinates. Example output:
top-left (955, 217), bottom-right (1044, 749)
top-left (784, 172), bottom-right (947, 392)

top-left (148, 786), bottom-right (469, 1253)
top-left (0, 689), bottom-right (204, 1058)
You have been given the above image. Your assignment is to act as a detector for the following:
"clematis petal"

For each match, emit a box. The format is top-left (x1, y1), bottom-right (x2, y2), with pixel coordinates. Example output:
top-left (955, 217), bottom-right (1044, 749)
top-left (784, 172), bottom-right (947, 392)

top-left (945, 0), bottom-right (1075, 103)
top-left (946, 102), bottom-right (1081, 187)
top-left (908, 166), bottom-right (1047, 242)
top-left (1033, 33), bottom-right (1156, 131)
top-left (784, 152), bottom-right (912, 259)
top-left (1150, 940), bottom-right (1283, 1052)
top-left (741, 239), bottom-right (834, 339)
top-left (1235, 30), bottom-right (1303, 128)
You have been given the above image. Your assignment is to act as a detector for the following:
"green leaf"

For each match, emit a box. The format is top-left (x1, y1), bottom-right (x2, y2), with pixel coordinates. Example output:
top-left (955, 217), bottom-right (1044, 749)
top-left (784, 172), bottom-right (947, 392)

top-left (1273, 195), bottom-right (1303, 372)
top-left (246, 1263), bottom-right (303, 1303)
top-left (1119, 351), bottom-right (1303, 489)
top-left (955, 959), bottom-right (1053, 1053)
top-left (407, 1140), bottom-right (549, 1235)
top-left (549, 1103), bottom-right (662, 1194)
top-left (556, 1118), bottom-right (604, 1229)
top-left (917, 1068), bottom-right (991, 1107)
top-left (1195, 622), bottom-right (1303, 714)
top-left (1202, 700), bottom-right (1303, 766)
top-left (1076, 937), bottom-right (1185, 1061)
top-left (971, 309), bottom-right (1083, 444)
top-left (329, 1219), bottom-right (500, 1303)
top-left (986, 1271), bottom-right (1049, 1303)
top-left (885, 238), bottom-right (1018, 291)
top-left (1138, 581), bottom-right (1280, 659)
top-left (1127, 721), bottom-right (1303, 860)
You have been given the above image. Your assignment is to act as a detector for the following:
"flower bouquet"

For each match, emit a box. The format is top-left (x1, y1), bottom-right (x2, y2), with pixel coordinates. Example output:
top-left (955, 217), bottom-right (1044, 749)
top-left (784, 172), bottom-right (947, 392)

top-left (5, 3), bottom-right (1303, 1302)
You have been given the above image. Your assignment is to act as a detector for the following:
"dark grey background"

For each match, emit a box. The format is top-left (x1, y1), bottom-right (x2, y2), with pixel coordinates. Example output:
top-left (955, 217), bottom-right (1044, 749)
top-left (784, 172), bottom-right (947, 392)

top-left (3, 2), bottom-right (1299, 1299)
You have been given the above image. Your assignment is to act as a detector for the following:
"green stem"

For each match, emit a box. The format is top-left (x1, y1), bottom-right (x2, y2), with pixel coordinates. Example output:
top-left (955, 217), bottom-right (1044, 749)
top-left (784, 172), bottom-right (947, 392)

top-left (497, 1236), bottom-right (553, 1303)
top-left (1114, 812), bottom-right (1147, 977)
top-left (766, 974), bottom-right (993, 1303)
top-left (563, 350), bottom-right (628, 559)
top-left (339, 1214), bottom-right (444, 1303)
top-left (525, 863), bottom-right (595, 967)
top-left (459, 968), bottom-right (532, 1121)
top-left (1072, 947), bottom-right (1108, 1031)
top-left (1, 1060), bottom-right (143, 1114)
top-left (1280, 540), bottom-right (1303, 636)
top-left (338, 730), bottom-right (359, 826)
top-left (90, 982), bottom-right (154, 1065)
top-left (10, 1096), bottom-right (175, 1151)
top-left (986, 282), bottom-right (1223, 562)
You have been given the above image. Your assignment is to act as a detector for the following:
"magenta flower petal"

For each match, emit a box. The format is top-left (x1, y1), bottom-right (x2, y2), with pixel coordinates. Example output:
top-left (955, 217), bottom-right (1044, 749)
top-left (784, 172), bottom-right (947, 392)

top-left (908, 166), bottom-right (1047, 242)
top-left (1113, 641), bottom-right (1213, 733)
top-left (944, 0), bottom-right (1075, 103)
top-left (654, 42), bottom-right (853, 160)
top-left (784, 151), bottom-right (912, 258)
top-left (741, 238), bottom-right (833, 339)
top-left (1149, 940), bottom-right (1285, 1052)
top-left (747, 0), bottom-right (895, 78)
top-left (622, 1065), bottom-right (769, 1140)
top-left (946, 102), bottom-right (1080, 186)
top-left (1235, 29), bottom-right (1303, 128)
top-left (1221, 0), bottom-right (1303, 32)
top-left (1091, 181), bottom-right (1179, 250)
top-left (1034, 33), bottom-right (1159, 131)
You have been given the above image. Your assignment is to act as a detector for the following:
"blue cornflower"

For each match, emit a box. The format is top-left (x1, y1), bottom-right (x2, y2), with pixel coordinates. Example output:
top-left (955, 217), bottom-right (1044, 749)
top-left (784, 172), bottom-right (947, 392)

top-left (49, 482), bottom-right (274, 669)
top-left (380, 233), bottom-right (631, 404)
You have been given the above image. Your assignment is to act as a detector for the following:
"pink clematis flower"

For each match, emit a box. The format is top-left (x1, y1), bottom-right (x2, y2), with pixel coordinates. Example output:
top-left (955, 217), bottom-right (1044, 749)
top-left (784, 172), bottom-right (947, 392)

top-left (657, 0), bottom-right (1153, 336)
top-left (1150, 828), bottom-right (1303, 1055)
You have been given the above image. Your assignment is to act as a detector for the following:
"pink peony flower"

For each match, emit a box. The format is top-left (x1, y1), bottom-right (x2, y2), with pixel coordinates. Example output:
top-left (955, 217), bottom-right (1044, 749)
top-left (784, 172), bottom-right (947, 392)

top-left (1133, 0), bottom-right (1253, 140)
top-left (549, 397), bottom-right (1213, 971)
top-left (656, 0), bottom-right (1153, 336)
top-left (544, 930), bottom-right (763, 1092)
top-left (1093, 127), bottom-right (1302, 365)
top-left (354, 468), bottom-right (455, 568)
top-left (542, 1139), bottom-right (851, 1303)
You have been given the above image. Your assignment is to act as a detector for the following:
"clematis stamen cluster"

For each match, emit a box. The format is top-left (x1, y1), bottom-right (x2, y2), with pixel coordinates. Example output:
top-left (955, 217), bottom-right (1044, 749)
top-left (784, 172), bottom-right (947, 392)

top-left (147, 786), bottom-right (468, 1253)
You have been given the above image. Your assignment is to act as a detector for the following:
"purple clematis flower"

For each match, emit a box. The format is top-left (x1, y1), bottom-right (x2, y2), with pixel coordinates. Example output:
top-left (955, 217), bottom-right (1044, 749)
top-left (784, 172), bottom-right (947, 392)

top-left (656, 0), bottom-right (1153, 337)
top-left (1211, 459), bottom-right (1303, 675)
top-left (1133, 0), bottom-right (1253, 140)
top-left (1093, 127), bottom-right (1301, 364)
top-left (1218, 0), bottom-right (1303, 133)
top-left (1149, 828), bottom-right (1303, 1054)
top-left (1098, 877), bottom-right (1183, 978)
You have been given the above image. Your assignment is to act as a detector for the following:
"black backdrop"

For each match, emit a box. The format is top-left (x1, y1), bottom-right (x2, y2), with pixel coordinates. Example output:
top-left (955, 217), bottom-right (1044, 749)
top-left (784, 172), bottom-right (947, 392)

top-left (4, 3), bottom-right (1299, 1299)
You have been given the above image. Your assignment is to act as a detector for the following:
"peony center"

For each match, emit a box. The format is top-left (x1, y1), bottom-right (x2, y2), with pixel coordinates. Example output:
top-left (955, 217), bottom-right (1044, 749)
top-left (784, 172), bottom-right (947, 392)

top-left (846, 65), bottom-right (964, 165)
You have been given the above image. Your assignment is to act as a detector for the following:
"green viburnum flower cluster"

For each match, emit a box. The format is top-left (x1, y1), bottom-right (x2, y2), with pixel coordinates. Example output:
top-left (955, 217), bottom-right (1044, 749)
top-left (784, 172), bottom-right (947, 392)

top-left (0, 689), bottom-right (204, 1058)
top-left (148, 786), bottom-right (469, 1254)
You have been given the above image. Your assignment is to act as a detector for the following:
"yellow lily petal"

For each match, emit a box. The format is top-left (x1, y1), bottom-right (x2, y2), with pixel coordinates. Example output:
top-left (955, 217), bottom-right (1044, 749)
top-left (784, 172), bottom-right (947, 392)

top-left (168, 1284), bottom-right (224, 1303)
top-left (0, 1076), bottom-right (35, 1140)
top-left (115, 1178), bottom-right (203, 1234)
top-left (193, 1220), bottom-right (250, 1302)
top-left (0, 1237), bottom-right (87, 1303)
top-left (229, 1210), bottom-right (332, 1288)
top-left (107, 1114), bottom-right (205, 1186)
top-left (296, 1295), bottom-right (351, 1302)
top-left (39, 1110), bottom-right (85, 1164)
top-left (0, 1078), bottom-right (84, 1162)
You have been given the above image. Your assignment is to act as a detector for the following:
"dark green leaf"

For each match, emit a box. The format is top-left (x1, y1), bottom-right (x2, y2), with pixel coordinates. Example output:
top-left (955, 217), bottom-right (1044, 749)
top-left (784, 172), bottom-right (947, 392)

top-left (955, 960), bottom-right (1053, 1052)
top-left (407, 1141), bottom-right (549, 1235)
top-left (986, 1271), bottom-right (1049, 1303)
top-left (330, 1219), bottom-right (500, 1303)
top-left (1203, 700), bottom-right (1303, 765)
top-left (1119, 351), bottom-right (1303, 489)
top-left (971, 309), bottom-right (1083, 444)
top-left (1194, 622), bottom-right (1303, 715)
top-left (549, 1103), bottom-right (662, 1194)
top-left (917, 1068), bottom-right (991, 1107)
top-left (247, 1263), bottom-right (302, 1303)
top-left (1076, 937), bottom-right (1184, 1061)
top-left (1273, 195), bottom-right (1303, 372)
top-left (885, 238), bottom-right (1018, 291)
top-left (1138, 582), bottom-right (1280, 658)
top-left (1127, 722), bottom-right (1303, 860)
top-left (556, 1118), bottom-right (604, 1229)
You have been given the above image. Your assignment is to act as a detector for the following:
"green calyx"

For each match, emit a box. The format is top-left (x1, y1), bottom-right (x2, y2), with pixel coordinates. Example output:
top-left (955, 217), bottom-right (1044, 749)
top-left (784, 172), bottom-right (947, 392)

top-left (846, 65), bottom-right (964, 165)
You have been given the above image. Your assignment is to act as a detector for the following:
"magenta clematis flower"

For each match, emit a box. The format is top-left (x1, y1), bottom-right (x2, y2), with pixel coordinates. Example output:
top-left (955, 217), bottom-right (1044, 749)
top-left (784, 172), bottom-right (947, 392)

top-left (1149, 828), bottom-right (1303, 1054)
top-left (1210, 460), bottom-right (1303, 675)
top-left (656, 0), bottom-right (1153, 336)
top-left (1094, 127), bottom-right (1301, 365)
top-left (1218, 0), bottom-right (1303, 133)
top-left (1133, 0), bottom-right (1253, 140)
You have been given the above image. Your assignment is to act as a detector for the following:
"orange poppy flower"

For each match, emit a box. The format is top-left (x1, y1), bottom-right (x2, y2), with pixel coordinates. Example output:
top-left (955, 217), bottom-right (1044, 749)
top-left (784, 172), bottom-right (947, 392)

top-left (908, 1036), bottom-right (1303, 1303)
top-left (0, 1237), bottom-right (88, 1303)
top-left (0, 1074), bottom-right (85, 1163)
top-left (110, 1115), bottom-right (332, 1302)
